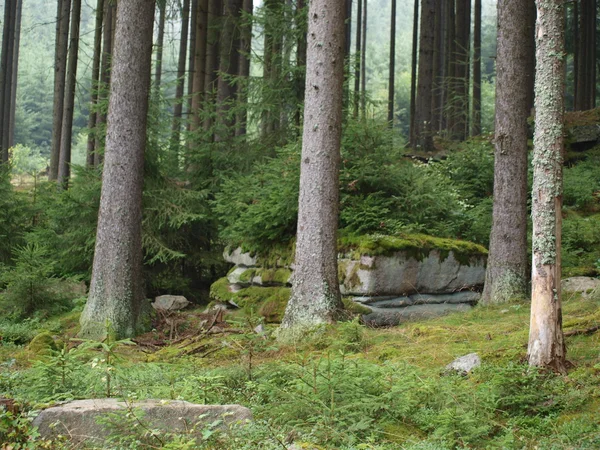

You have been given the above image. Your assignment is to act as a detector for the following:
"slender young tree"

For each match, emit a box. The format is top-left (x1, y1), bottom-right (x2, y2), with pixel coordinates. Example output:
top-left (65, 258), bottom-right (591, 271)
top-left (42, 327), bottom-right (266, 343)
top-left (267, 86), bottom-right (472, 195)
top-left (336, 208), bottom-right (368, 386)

top-left (409, 0), bottom-right (418, 145)
top-left (527, 0), bottom-right (567, 374)
top-left (280, 0), bottom-right (345, 332)
top-left (472, 0), bottom-right (481, 135)
top-left (414, 0), bottom-right (435, 151)
top-left (482, 0), bottom-right (534, 305)
top-left (86, 0), bottom-right (105, 167)
top-left (50, 0), bottom-right (71, 179)
top-left (155, 1), bottom-right (166, 91)
top-left (80, 0), bottom-right (156, 340)
top-left (8, 0), bottom-right (22, 149)
top-left (387, 0), bottom-right (396, 126)
top-left (57, 0), bottom-right (82, 188)
top-left (171, 0), bottom-right (191, 151)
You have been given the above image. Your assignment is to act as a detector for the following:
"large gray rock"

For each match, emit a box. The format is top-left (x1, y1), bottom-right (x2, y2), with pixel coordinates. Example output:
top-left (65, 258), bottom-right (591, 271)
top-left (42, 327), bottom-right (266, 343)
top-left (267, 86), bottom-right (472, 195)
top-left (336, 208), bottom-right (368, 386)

top-left (354, 291), bottom-right (480, 308)
top-left (569, 124), bottom-right (600, 144)
top-left (445, 353), bottom-right (481, 374)
top-left (561, 277), bottom-right (600, 298)
top-left (339, 250), bottom-right (486, 296)
top-left (152, 295), bottom-right (190, 311)
top-left (33, 399), bottom-right (252, 444)
top-left (361, 303), bottom-right (472, 327)
top-left (224, 248), bottom-right (258, 267)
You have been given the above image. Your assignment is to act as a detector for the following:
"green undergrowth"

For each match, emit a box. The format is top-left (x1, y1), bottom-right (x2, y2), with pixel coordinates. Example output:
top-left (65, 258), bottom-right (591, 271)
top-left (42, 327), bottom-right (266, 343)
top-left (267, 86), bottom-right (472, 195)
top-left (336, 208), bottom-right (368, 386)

top-left (3, 294), bottom-right (600, 448)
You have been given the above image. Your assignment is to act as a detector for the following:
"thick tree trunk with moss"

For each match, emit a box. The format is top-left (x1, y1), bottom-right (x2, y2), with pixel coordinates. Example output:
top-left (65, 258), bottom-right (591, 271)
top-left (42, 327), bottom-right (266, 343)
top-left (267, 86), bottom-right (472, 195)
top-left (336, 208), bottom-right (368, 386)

top-left (527, 0), bottom-right (567, 374)
top-left (414, 0), bottom-right (435, 151)
top-left (80, 0), bottom-right (156, 340)
top-left (481, 0), bottom-right (533, 305)
top-left (57, 0), bottom-right (82, 188)
top-left (280, 0), bottom-right (345, 333)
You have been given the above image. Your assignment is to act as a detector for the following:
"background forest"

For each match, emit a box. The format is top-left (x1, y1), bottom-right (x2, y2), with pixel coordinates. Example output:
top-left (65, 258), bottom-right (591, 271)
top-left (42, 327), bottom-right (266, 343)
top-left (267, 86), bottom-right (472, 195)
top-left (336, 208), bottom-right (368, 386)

top-left (2, 0), bottom-right (600, 448)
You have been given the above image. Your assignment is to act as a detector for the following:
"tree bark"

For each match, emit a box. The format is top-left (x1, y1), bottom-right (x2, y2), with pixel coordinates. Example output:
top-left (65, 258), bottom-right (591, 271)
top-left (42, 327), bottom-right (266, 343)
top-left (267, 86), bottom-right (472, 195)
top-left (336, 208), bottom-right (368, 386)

top-left (528, 0), bottom-right (567, 374)
top-left (409, 0), bottom-right (418, 146)
top-left (171, 0), bottom-right (191, 152)
top-left (0, 0), bottom-right (15, 155)
top-left (57, 0), bottom-right (82, 188)
top-left (49, 0), bottom-right (71, 178)
top-left (8, 0), bottom-right (22, 150)
top-left (481, 0), bottom-right (533, 305)
top-left (444, 0), bottom-right (456, 135)
top-left (387, 0), bottom-right (396, 126)
top-left (431, 0), bottom-right (443, 133)
top-left (360, 0), bottom-right (367, 119)
top-left (80, 0), bottom-right (156, 340)
top-left (575, 0), bottom-right (596, 110)
top-left (203, 0), bottom-right (222, 134)
top-left (155, 2), bottom-right (166, 91)
top-left (190, 0), bottom-right (209, 135)
top-left (454, 0), bottom-right (470, 140)
top-left (280, 0), bottom-right (345, 332)
top-left (86, 0), bottom-right (105, 168)
top-left (353, 0), bottom-right (362, 119)
top-left (186, 0), bottom-right (199, 136)
top-left (472, 0), bottom-right (481, 135)
top-left (94, 1), bottom-right (114, 167)
top-left (294, 0), bottom-right (307, 129)
top-left (414, 0), bottom-right (435, 151)
top-left (235, 0), bottom-right (252, 137)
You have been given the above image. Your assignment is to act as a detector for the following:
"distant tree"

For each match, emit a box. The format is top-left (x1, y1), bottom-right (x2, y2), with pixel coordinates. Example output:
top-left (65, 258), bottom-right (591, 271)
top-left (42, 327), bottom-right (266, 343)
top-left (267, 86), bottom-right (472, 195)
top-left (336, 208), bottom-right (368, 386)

top-left (574, 0), bottom-right (596, 110)
top-left (203, 0), bottom-right (222, 135)
top-left (294, 0), bottom-right (307, 129)
top-left (57, 0), bottom-right (82, 187)
top-left (387, 0), bottom-right (396, 126)
top-left (409, 0), bottom-right (418, 145)
top-left (481, 0), bottom-right (534, 305)
top-left (472, 0), bottom-right (481, 135)
top-left (155, 1), bottom-right (166, 91)
top-left (0, 0), bottom-right (16, 159)
top-left (353, 0), bottom-right (362, 119)
top-left (453, 0), bottom-right (471, 140)
top-left (49, 0), bottom-right (71, 179)
top-left (236, 0), bottom-right (253, 137)
top-left (80, 0), bottom-right (156, 340)
top-left (86, 0), bottom-right (105, 167)
top-left (280, 0), bottom-right (345, 332)
top-left (527, 0), bottom-right (567, 374)
top-left (8, 0), bottom-right (23, 149)
top-left (360, 0), bottom-right (367, 118)
top-left (190, 0), bottom-right (209, 136)
top-left (171, 0), bottom-right (191, 153)
top-left (414, 0), bottom-right (434, 151)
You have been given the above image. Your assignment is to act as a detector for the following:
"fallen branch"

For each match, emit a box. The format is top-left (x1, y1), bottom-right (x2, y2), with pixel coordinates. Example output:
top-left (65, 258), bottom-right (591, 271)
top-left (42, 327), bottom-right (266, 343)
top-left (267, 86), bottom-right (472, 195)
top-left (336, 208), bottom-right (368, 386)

top-left (564, 325), bottom-right (600, 337)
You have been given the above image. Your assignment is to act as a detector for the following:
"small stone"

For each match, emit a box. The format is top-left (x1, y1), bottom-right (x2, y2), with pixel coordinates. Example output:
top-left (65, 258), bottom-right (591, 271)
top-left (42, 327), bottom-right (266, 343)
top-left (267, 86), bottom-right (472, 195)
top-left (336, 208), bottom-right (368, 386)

top-left (500, 309), bottom-right (510, 314)
top-left (254, 324), bottom-right (265, 334)
top-left (445, 353), bottom-right (481, 375)
top-left (152, 295), bottom-right (190, 311)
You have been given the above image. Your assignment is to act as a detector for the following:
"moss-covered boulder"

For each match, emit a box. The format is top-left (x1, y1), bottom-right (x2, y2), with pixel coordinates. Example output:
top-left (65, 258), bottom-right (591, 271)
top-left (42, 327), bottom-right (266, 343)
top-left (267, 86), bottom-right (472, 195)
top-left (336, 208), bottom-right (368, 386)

top-left (28, 332), bottom-right (58, 356)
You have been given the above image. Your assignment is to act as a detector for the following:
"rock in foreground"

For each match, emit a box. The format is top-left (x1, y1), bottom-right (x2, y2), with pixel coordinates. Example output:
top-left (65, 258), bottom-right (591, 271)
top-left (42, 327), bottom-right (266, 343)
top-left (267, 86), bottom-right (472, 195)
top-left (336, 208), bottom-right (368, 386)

top-left (33, 399), bottom-right (252, 444)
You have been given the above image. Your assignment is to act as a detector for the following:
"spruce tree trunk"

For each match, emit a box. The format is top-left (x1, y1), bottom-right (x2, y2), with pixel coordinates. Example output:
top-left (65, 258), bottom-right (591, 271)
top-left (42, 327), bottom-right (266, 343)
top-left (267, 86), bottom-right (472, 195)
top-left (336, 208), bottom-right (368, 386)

top-left (294, 0), bottom-right (307, 129)
top-left (525, 1), bottom-right (536, 112)
top-left (472, 0), bottom-right (481, 136)
top-left (57, 0), bottom-right (82, 188)
top-left (387, 0), bottom-right (396, 126)
top-left (80, 0), bottom-right (156, 341)
top-left (414, 0), bottom-right (435, 151)
top-left (343, 0), bottom-right (352, 114)
top-left (431, 0), bottom-right (443, 132)
top-left (155, 2), bottom-right (166, 91)
top-left (86, 0), bottom-right (105, 168)
top-left (528, 0), bottom-right (567, 374)
top-left (409, 0), bottom-right (418, 146)
top-left (261, 0), bottom-right (281, 138)
top-left (186, 0), bottom-right (199, 138)
top-left (454, 0), bottom-right (470, 140)
top-left (444, 0), bottom-right (456, 135)
top-left (171, 0), bottom-right (191, 151)
top-left (280, 0), bottom-right (345, 332)
top-left (235, 0), bottom-right (252, 137)
top-left (203, 0), bottom-right (222, 134)
top-left (481, 0), bottom-right (533, 305)
top-left (215, 0), bottom-right (241, 141)
top-left (94, 1), bottom-right (114, 167)
top-left (190, 0), bottom-right (208, 135)
top-left (353, 0), bottom-right (362, 119)
top-left (360, 0), bottom-right (367, 119)
top-left (50, 0), bottom-right (71, 179)
top-left (8, 0), bottom-right (22, 149)
top-left (1, 0), bottom-right (15, 154)
top-left (575, 0), bottom-right (596, 110)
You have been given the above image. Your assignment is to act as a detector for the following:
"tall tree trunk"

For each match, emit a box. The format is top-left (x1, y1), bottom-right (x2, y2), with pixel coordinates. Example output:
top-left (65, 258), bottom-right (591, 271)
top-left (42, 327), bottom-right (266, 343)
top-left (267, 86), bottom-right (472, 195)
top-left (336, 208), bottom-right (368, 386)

top-left (528, 0), bottom-right (567, 374)
top-left (86, 0), bottom-right (105, 167)
top-left (575, 0), bottom-right (596, 110)
top-left (472, 0), bottom-right (481, 135)
top-left (409, 0), bottom-right (418, 146)
top-left (49, 0), bottom-right (71, 179)
top-left (573, 0), bottom-right (578, 106)
top-left (414, 0), bottom-right (435, 151)
top-left (171, 0), bottom-right (191, 153)
top-left (444, 0), bottom-right (456, 135)
top-left (215, 0), bottom-right (242, 141)
top-left (294, 0), bottom-right (307, 129)
top-left (343, 0), bottom-right (352, 114)
top-left (1, 0), bottom-right (16, 155)
top-left (387, 0), bottom-right (396, 126)
top-left (186, 0), bottom-right (199, 135)
top-left (482, 0), bottom-right (533, 305)
top-left (235, 0), bottom-right (253, 136)
top-left (431, 0), bottom-right (443, 132)
top-left (190, 0), bottom-right (209, 135)
top-left (8, 0), bottom-right (22, 149)
top-left (525, 1), bottom-right (536, 112)
top-left (203, 0), bottom-right (222, 134)
top-left (261, 0), bottom-right (282, 138)
top-left (454, 0), bottom-right (470, 140)
top-left (57, 0), bottom-right (82, 188)
top-left (280, 0), bottom-right (345, 333)
top-left (353, 0), bottom-right (362, 119)
top-left (80, 0), bottom-right (156, 340)
top-left (94, 1), bottom-right (114, 166)
top-left (155, 2), bottom-right (166, 91)
top-left (360, 0), bottom-right (367, 118)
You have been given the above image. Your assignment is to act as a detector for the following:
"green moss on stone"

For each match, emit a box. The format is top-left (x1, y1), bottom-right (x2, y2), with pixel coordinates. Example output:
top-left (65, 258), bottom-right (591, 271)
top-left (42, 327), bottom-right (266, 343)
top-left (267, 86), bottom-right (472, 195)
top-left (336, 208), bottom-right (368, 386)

top-left (28, 332), bottom-right (58, 356)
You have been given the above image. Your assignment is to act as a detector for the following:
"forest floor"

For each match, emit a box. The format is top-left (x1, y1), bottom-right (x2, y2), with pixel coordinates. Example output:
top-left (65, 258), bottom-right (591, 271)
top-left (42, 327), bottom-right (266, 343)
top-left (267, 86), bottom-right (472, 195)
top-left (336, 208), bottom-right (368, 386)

top-left (2, 292), bottom-right (600, 449)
